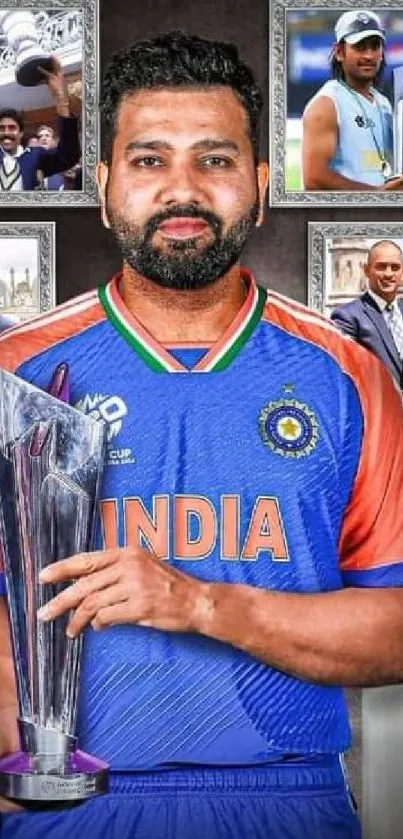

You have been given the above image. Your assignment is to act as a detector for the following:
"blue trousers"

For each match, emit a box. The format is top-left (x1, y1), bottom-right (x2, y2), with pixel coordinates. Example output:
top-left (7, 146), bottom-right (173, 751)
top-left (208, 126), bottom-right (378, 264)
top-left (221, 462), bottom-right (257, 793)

top-left (1, 757), bottom-right (361, 839)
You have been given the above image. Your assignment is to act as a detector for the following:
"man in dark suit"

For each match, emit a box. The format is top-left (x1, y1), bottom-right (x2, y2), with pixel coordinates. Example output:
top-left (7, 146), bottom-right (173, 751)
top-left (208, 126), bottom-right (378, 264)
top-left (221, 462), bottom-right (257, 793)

top-left (0, 57), bottom-right (79, 191)
top-left (331, 240), bottom-right (403, 387)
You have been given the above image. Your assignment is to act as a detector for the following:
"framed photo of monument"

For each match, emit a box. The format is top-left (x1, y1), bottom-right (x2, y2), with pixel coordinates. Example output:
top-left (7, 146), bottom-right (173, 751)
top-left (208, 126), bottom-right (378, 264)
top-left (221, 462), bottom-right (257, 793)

top-left (0, 221), bottom-right (55, 321)
top-left (307, 221), bottom-right (403, 315)
top-left (0, 0), bottom-right (99, 205)
top-left (269, 0), bottom-right (403, 207)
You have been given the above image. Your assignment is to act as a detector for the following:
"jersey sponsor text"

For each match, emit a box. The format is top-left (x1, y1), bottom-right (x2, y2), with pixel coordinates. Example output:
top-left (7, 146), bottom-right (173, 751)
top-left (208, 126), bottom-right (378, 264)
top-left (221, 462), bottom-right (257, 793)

top-left (99, 494), bottom-right (290, 562)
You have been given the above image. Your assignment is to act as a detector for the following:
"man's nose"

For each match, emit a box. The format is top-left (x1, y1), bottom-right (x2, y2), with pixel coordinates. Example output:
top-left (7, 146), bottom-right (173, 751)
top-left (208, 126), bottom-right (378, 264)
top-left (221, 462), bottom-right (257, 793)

top-left (158, 162), bottom-right (206, 205)
top-left (361, 45), bottom-right (378, 56)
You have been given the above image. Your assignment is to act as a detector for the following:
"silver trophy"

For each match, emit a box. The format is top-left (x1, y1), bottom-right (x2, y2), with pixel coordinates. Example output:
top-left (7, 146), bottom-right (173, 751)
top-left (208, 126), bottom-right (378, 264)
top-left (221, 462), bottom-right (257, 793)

top-left (0, 10), bottom-right (54, 87)
top-left (0, 366), bottom-right (108, 804)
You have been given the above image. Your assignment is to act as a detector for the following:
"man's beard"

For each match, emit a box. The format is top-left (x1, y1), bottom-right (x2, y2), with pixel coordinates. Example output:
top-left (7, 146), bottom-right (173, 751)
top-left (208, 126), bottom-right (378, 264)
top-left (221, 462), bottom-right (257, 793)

top-left (0, 136), bottom-right (17, 152)
top-left (106, 201), bottom-right (259, 291)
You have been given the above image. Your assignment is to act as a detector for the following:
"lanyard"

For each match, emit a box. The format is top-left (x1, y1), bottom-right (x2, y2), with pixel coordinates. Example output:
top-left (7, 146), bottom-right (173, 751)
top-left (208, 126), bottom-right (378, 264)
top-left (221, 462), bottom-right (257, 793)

top-left (338, 80), bottom-right (391, 178)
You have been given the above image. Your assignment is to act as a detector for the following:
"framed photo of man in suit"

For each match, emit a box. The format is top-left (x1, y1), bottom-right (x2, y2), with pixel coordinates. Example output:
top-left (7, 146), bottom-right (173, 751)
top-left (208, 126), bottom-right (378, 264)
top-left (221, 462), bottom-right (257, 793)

top-left (308, 221), bottom-right (403, 388)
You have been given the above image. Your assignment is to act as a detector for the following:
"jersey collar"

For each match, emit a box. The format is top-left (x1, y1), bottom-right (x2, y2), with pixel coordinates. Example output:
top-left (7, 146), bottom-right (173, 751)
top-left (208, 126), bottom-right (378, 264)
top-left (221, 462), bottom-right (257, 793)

top-left (98, 269), bottom-right (266, 373)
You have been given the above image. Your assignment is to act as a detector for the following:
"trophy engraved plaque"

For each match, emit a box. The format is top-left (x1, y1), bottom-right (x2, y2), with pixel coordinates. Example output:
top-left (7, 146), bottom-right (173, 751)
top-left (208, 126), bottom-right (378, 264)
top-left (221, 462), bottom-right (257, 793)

top-left (0, 367), bottom-right (108, 803)
top-left (0, 10), bottom-right (54, 87)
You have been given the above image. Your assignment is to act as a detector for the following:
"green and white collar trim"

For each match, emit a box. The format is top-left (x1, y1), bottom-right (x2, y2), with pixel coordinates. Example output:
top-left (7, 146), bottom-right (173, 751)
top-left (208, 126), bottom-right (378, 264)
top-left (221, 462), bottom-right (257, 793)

top-left (98, 269), bottom-right (266, 373)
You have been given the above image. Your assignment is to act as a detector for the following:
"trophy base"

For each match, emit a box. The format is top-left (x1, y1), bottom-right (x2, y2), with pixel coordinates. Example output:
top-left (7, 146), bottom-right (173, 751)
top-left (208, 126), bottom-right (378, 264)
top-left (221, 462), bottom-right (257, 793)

top-left (0, 749), bottom-right (108, 803)
top-left (16, 55), bottom-right (54, 87)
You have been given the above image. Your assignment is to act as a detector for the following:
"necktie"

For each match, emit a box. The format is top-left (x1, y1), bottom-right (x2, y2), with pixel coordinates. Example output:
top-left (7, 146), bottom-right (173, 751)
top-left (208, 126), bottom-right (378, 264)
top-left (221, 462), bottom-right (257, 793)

top-left (385, 302), bottom-right (403, 359)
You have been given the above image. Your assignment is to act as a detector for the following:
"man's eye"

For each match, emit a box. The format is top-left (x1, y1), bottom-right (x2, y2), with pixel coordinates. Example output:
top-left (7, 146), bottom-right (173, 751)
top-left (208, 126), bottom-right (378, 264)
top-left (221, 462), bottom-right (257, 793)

top-left (133, 156), bottom-right (163, 168)
top-left (200, 156), bottom-right (231, 168)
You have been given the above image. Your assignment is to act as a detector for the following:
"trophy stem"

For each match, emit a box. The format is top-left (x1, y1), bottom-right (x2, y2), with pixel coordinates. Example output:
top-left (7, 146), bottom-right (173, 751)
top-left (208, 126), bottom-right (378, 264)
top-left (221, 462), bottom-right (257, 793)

top-left (12, 422), bottom-right (57, 724)
top-left (18, 719), bottom-right (77, 775)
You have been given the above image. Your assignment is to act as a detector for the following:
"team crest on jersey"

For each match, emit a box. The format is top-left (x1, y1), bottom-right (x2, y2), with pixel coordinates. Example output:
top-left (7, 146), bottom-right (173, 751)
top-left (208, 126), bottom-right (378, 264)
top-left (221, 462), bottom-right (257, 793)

top-left (258, 399), bottom-right (319, 458)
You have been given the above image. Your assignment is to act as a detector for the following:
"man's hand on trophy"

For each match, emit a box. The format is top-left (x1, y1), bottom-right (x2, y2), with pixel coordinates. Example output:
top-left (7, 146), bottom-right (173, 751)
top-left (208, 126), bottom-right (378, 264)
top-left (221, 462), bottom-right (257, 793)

top-left (0, 740), bottom-right (25, 811)
top-left (37, 548), bottom-right (211, 637)
top-left (38, 57), bottom-right (70, 115)
top-left (0, 795), bottom-right (25, 813)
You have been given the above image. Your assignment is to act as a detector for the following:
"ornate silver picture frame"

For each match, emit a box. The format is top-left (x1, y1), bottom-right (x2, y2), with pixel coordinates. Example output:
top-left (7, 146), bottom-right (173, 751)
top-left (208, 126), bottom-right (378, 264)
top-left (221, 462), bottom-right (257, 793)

top-left (0, 221), bottom-right (55, 321)
top-left (269, 0), bottom-right (403, 207)
top-left (307, 221), bottom-right (403, 313)
top-left (0, 0), bottom-right (99, 206)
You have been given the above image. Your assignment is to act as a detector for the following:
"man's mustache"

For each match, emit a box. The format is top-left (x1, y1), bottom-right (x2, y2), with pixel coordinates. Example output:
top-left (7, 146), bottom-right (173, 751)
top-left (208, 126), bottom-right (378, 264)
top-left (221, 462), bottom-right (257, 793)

top-left (145, 205), bottom-right (222, 238)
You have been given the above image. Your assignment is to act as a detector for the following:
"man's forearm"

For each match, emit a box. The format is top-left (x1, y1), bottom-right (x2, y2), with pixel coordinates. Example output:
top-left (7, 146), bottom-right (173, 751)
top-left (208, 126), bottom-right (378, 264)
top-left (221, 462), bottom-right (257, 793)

top-left (304, 167), bottom-right (376, 191)
top-left (55, 96), bottom-right (70, 118)
top-left (193, 583), bottom-right (403, 687)
top-left (53, 80), bottom-right (70, 117)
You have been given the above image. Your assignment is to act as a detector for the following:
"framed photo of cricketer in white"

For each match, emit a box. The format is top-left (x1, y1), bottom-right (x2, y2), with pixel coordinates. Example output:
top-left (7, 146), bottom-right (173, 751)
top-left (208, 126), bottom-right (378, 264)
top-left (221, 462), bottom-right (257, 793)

top-left (0, 0), bottom-right (99, 205)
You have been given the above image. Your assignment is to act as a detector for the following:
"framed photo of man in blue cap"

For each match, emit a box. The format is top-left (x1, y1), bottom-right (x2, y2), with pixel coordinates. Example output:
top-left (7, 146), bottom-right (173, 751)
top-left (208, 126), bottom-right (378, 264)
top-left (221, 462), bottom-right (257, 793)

top-left (270, 0), bottom-right (403, 207)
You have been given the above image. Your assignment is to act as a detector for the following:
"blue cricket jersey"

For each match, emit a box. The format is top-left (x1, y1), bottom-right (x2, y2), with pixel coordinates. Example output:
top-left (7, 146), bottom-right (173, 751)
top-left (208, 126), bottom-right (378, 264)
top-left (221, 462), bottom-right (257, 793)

top-left (0, 270), bottom-right (402, 770)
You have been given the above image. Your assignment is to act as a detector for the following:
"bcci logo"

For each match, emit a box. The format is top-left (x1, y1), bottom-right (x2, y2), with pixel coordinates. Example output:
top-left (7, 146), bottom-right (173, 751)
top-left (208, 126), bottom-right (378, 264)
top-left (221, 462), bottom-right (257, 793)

top-left (75, 393), bottom-right (128, 441)
top-left (258, 399), bottom-right (319, 458)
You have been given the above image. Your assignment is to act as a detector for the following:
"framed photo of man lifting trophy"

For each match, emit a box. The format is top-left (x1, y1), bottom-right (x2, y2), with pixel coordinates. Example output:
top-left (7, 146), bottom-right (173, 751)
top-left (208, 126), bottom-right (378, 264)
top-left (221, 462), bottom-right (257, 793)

top-left (0, 0), bottom-right (99, 205)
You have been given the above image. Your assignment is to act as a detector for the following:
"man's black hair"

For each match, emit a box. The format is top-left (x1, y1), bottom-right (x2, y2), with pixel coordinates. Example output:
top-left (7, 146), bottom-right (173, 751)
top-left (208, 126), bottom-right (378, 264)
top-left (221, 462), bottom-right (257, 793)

top-left (100, 30), bottom-right (263, 164)
top-left (0, 108), bottom-right (24, 132)
top-left (330, 39), bottom-right (386, 87)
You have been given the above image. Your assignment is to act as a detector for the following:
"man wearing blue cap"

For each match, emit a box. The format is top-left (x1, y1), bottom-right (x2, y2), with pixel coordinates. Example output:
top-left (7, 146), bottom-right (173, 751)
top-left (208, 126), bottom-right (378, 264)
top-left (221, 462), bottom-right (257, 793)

top-left (302, 10), bottom-right (403, 190)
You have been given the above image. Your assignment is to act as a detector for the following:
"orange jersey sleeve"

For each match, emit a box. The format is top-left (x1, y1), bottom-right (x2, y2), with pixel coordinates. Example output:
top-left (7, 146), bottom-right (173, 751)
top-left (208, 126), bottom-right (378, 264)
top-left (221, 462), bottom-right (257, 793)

top-left (264, 291), bottom-right (403, 580)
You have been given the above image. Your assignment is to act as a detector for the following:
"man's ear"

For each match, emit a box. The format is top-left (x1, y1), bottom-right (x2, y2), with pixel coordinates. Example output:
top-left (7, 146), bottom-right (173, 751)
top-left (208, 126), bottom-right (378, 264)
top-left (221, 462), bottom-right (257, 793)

top-left (333, 41), bottom-right (345, 65)
top-left (96, 161), bottom-right (110, 229)
top-left (256, 161), bottom-right (269, 227)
